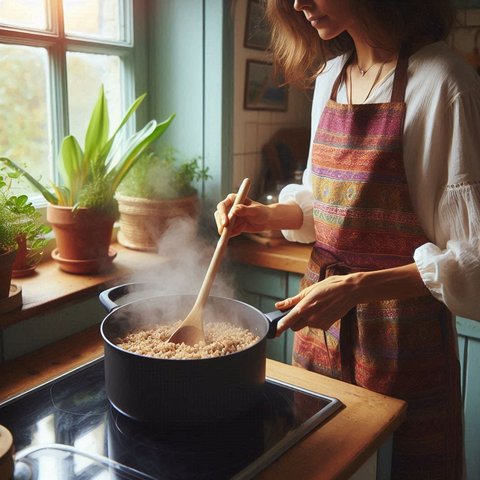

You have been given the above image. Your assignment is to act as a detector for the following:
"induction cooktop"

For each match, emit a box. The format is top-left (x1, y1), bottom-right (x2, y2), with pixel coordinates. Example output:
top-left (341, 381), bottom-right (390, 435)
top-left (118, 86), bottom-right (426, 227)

top-left (0, 358), bottom-right (342, 480)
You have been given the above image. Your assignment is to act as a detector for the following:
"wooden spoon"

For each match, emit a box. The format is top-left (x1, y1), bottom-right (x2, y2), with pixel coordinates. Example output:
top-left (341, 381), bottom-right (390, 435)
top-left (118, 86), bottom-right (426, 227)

top-left (168, 178), bottom-right (252, 346)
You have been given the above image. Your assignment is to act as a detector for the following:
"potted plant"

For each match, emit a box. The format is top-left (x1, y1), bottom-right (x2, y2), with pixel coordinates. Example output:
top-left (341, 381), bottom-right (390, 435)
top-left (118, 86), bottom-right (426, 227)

top-left (0, 196), bottom-right (21, 300)
top-left (1, 86), bottom-right (175, 273)
top-left (7, 194), bottom-right (51, 278)
top-left (116, 145), bottom-right (210, 251)
top-left (0, 172), bottom-right (50, 309)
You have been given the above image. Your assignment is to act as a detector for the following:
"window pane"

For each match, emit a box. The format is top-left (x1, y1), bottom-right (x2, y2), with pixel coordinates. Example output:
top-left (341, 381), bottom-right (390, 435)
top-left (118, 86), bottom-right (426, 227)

top-left (63, 0), bottom-right (126, 42)
top-left (0, 44), bottom-right (51, 196)
top-left (66, 52), bottom-right (122, 145)
top-left (0, 0), bottom-right (47, 30)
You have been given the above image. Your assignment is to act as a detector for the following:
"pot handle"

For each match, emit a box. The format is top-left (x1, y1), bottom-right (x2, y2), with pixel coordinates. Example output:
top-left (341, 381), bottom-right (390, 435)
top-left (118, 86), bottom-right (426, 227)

top-left (264, 309), bottom-right (292, 338)
top-left (98, 282), bottom-right (151, 313)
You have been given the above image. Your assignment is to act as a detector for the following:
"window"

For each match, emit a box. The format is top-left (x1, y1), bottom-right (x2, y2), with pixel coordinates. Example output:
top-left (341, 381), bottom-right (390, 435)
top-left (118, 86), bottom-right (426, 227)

top-left (0, 0), bottom-right (138, 202)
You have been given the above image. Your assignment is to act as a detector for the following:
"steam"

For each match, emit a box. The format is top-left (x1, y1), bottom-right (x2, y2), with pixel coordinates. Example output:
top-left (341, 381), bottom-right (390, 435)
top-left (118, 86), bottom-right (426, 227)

top-left (128, 216), bottom-right (236, 299)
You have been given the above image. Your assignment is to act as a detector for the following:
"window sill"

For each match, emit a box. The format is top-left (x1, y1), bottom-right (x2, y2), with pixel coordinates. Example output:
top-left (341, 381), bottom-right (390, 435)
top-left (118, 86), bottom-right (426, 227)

top-left (0, 243), bottom-right (170, 330)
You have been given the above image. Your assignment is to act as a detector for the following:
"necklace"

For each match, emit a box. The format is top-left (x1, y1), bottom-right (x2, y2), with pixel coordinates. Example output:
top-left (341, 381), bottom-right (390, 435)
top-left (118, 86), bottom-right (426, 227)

top-left (356, 63), bottom-right (375, 77)
top-left (355, 53), bottom-right (383, 76)
top-left (348, 60), bottom-right (386, 104)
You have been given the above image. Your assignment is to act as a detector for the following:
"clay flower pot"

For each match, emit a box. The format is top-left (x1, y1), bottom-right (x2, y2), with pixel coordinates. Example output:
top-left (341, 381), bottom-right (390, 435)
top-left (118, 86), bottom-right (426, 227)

top-left (116, 193), bottom-right (198, 251)
top-left (47, 204), bottom-right (117, 273)
top-left (12, 234), bottom-right (44, 278)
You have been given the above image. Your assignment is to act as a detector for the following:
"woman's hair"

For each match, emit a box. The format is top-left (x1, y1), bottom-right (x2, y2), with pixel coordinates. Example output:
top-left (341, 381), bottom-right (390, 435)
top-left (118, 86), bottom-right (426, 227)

top-left (265, 0), bottom-right (455, 89)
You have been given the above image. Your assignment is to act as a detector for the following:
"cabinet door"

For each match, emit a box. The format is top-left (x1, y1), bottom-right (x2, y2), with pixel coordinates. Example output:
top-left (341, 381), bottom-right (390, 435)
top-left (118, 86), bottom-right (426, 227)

top-left (232, 264), bottom-right (288, 363)
top-left (284, 273), bottom-right (303, 364)
top-left (456, 316), bottom-right (480, 480)
top-left (232, 264), bottom-right (304, 365)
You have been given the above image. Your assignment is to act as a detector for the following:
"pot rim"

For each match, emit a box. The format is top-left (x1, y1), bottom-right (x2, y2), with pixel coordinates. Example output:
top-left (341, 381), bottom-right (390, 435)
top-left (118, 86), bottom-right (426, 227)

top-left (100, 294), bottom-right (269, 362)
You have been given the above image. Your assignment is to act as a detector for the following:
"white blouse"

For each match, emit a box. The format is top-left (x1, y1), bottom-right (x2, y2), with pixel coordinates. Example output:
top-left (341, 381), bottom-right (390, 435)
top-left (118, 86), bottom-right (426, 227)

top-left (279, 41), bottom-right (480, 321)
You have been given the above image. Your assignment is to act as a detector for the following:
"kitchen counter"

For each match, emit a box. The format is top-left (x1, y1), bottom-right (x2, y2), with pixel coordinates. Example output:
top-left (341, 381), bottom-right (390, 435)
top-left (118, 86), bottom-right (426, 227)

top-left (228, 235), bottom-right (311, 275)
top-left (0, 242), bottom-right (171, 329)
top-left (0, 326), bottom-right (406, 480)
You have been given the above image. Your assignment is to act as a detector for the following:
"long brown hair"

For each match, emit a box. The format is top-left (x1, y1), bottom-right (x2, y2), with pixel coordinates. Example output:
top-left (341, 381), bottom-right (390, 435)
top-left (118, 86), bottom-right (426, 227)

top-left (265, 0), bottom-right (455, 89)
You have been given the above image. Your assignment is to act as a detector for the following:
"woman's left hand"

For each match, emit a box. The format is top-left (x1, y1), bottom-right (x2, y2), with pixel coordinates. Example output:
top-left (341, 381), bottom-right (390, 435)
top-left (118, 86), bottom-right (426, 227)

top-left (274, 274), bottom-right (359, 335)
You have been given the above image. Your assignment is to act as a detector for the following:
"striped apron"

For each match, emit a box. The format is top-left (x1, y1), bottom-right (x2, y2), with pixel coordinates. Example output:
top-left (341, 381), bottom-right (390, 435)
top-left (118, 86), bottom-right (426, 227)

top-left (293, 52), bottom-right (463, 479)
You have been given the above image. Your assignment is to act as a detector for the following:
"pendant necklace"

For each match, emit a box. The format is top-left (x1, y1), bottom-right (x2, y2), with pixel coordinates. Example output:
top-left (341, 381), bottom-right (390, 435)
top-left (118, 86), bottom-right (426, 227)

top-left (355, 53), bottom-right (382, 76)
top-left (348, 61), bottom-right (386, 104)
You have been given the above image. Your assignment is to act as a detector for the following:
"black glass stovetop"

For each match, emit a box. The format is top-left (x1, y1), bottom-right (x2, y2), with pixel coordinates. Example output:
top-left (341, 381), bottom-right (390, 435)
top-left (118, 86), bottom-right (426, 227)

top-left (0, 358), bottom-right (342, 480)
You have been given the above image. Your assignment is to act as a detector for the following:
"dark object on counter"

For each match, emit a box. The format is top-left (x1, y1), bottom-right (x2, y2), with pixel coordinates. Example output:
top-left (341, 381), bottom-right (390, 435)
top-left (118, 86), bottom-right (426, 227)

top-left (99, 283), bottom-right (288, 427)
top-left (261, 127), bottom-right (309, 192)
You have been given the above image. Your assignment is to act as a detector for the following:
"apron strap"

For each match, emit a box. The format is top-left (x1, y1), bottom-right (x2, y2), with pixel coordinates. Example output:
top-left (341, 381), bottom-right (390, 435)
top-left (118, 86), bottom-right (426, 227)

top-left (330, 54), bottom-right (351, 101)
top-left (330, 46), bottom-right (410, 103)
top-left (390, 45), bottom-right (410, 103)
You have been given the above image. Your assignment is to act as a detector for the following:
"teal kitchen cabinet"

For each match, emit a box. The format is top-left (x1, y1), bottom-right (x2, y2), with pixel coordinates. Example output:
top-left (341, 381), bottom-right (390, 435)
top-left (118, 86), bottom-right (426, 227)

top-left (456, 316), bottom-right (480, 480)
top-left (232, 263), bottom-right (302, 364)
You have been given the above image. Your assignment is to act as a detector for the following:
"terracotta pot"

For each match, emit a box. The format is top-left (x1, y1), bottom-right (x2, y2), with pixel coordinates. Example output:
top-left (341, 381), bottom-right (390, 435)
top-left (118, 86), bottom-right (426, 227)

top-left (116, 194), bottom-right (198, 251)
top-left (47, 204), bottom-right (116, 261)
top-left (0, 248), bottom-right (17, 299)
top-left (11, 234), bottom-right (43, 278)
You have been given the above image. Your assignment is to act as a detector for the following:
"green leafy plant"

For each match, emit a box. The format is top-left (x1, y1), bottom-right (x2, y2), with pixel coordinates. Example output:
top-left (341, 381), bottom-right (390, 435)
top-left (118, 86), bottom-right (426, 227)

top-left (0, 172), bottom-right (51, 256)
top-left (118, 146), bottom-right (211, 200)
top-left (0, 85), bottom-right (175, 213)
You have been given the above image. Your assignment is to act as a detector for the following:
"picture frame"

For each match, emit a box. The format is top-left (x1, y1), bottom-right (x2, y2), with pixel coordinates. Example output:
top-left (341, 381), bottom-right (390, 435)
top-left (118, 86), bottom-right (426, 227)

top-left (244, 0), bottom-right (271, 51)
top-left (244, 60), bottom-right (288, 111)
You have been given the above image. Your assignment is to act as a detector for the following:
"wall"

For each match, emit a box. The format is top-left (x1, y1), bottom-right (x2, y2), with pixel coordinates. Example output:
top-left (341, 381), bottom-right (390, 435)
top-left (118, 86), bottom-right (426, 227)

top-left (232, 1), bottom-right (312, 198)
top-left (147, 0), bottom-right (234, 204)
top-left (451, 8), bottom-right (480, 67)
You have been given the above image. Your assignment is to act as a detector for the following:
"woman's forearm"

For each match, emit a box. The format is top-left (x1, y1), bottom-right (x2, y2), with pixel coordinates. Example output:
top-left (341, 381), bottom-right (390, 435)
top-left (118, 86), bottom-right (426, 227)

top-left (350, 262), bottom-right (430, 304)
top-left (266, 201), bottom-right (304, 231)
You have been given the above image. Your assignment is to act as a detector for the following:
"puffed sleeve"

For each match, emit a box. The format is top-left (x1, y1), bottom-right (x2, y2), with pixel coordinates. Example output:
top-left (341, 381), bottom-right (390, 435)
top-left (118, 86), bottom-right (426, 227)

top-left (278, 167), bottom-right (315, 243)
top-left (413, 87), bottom-right (480, 321)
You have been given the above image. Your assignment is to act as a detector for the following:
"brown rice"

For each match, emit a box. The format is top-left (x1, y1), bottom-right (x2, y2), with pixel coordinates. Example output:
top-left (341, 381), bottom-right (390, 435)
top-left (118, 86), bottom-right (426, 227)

top-left (115, 321), bottom-right (259, 359)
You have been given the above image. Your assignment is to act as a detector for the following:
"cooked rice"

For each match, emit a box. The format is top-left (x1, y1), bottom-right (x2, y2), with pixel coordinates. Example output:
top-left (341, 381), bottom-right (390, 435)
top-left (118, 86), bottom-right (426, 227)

top-left (115, 321), bottom-right (259, 359)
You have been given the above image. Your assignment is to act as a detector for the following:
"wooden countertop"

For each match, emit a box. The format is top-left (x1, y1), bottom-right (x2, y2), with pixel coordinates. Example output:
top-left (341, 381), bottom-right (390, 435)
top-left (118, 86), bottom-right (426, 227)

top-left (0, 243), bottom-right (170, 329)
top-left (0, 327), bottom-right (406, 480)
top-left (228, 235), bottom-right (311, 275)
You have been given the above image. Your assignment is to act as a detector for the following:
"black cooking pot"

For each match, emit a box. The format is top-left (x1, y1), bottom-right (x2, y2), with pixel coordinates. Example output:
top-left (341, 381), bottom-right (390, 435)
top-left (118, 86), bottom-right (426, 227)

top-left (99, 283), bottom-right (288, 427)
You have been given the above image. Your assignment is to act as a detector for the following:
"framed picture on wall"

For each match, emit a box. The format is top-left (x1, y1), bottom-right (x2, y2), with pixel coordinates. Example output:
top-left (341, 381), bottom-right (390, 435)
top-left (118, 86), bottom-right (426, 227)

top-left (244, 60), bottom-right (288, 111)
top-left (244, 0), bottom-right (271, 50)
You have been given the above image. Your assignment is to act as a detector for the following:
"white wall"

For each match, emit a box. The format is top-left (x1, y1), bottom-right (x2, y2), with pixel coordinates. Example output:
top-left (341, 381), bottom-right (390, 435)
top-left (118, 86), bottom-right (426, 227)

top-left (232, 1), bottom-right (311, 199)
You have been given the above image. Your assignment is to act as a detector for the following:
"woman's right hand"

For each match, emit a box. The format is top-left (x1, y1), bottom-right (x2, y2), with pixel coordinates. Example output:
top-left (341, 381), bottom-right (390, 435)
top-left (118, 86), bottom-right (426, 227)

top-left (214, 194), bottom-right (272, 237)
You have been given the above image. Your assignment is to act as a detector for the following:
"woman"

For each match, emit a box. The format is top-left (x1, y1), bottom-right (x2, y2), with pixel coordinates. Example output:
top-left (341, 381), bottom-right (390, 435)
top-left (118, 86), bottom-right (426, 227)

top-left (216, 1), bottom-right (480, 478)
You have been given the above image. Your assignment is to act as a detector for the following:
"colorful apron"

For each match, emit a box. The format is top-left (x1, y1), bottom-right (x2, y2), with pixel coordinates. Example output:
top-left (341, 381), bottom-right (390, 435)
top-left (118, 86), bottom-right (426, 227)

top-left (293, 52), bottom-right (463, 479)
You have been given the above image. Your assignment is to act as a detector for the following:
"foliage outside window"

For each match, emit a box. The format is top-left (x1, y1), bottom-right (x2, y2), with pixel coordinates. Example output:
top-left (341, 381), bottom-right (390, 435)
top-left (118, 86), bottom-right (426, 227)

top-left (0, 0), bottom-right (138, 203)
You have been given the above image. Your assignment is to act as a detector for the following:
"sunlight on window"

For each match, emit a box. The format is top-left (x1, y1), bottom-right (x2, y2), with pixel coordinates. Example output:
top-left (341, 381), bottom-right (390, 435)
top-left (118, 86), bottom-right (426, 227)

top-left (67, 52), bottom-right (122, 144)
top-left (0, 44), bottom-right (51, 195)
top-left (63, 0), bottom-right (123, 41)
top-left (0, 0), bottom-right (133, 201)
top-left (0, 0), bottom-right (47, 30)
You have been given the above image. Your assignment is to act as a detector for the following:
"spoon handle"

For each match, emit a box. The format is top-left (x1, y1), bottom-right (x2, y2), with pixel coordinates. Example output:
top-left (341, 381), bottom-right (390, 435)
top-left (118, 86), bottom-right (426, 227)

top-left (194, 178), bottom-right (251, 309)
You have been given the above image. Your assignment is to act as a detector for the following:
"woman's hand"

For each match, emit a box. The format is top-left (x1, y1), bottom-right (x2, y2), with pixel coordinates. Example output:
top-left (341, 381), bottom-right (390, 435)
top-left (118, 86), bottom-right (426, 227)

top-left (214, 195), bottom-right (273, 237)
top-left (275, 274), bottom-right (360, 335)
top-left (214, 194), bottom-right (304, 237)
top-left (274, 263), bottom-right (429, 336)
